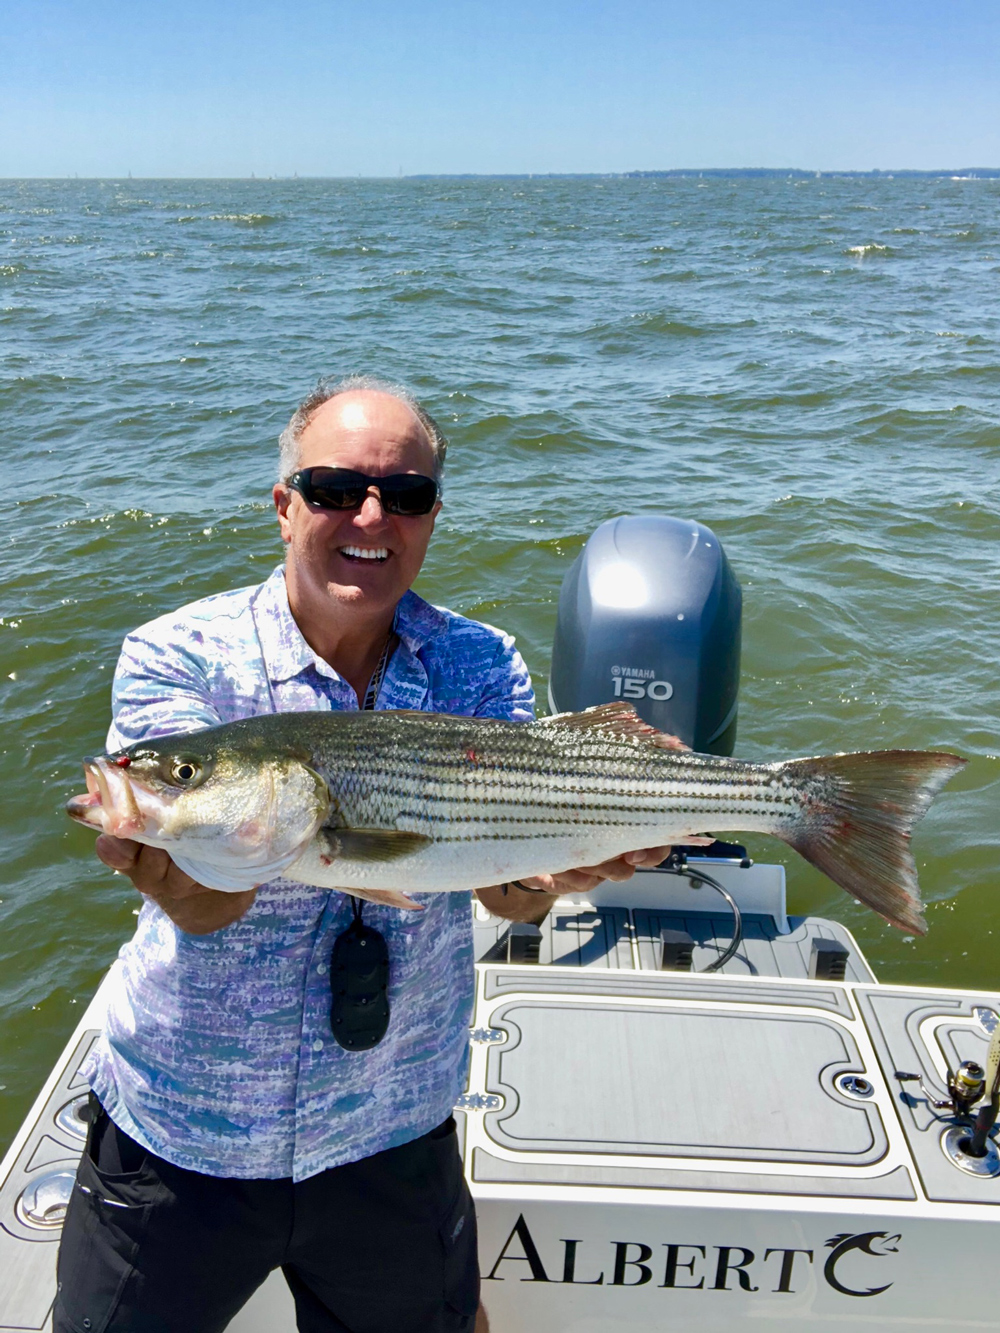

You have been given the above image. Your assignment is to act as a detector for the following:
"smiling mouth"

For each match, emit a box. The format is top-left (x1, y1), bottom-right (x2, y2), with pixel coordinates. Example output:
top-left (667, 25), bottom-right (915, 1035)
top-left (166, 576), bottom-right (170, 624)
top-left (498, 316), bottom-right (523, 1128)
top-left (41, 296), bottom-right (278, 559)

top-left (339, 545), bottom-right (390, 563)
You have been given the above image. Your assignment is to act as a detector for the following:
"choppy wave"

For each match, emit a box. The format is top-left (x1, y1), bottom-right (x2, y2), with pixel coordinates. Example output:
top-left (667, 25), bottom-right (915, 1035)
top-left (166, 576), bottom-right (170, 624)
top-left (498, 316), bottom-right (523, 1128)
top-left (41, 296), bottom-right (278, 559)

top-left (844, 242), bottom-right (894, 256)
top-left (207, 212), bottom-right (282, 226)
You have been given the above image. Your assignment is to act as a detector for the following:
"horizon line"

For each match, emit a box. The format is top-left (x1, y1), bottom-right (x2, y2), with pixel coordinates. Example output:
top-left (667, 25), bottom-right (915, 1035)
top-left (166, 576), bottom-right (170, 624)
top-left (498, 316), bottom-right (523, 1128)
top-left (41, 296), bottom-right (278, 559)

top-left (2, 167), bottom-right (1000, 182)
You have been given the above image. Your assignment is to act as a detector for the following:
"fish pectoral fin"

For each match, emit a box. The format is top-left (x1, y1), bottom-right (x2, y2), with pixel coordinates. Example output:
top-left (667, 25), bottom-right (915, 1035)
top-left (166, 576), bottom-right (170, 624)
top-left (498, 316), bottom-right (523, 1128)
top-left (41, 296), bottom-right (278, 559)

top-left (536, 701), bottom-right (684, 749)
top-left (324, 828), bottom-right (433, 862)
top-left (344, 887), bottom-right (426, 911)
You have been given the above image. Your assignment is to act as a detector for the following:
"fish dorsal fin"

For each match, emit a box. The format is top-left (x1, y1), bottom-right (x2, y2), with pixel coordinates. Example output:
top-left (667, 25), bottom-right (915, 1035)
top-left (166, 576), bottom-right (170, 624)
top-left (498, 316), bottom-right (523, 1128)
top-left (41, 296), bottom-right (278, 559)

top-left (323, 828), bottom-right (433, 862)
top-left (537, 702), bottom-right (687, 750)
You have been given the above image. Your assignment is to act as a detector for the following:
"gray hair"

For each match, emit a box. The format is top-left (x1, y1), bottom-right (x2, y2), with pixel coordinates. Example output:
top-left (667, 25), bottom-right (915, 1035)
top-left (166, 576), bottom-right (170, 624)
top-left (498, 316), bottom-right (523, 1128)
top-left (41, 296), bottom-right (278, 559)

top-left (278, 374), bottom-right (448, 483)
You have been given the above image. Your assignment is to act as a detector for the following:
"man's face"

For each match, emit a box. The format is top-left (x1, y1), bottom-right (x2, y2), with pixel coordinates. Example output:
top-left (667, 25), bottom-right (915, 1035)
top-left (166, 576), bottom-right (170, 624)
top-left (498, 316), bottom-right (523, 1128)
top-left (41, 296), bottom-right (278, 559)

top-left (273, 390), bottom-right (442, 623)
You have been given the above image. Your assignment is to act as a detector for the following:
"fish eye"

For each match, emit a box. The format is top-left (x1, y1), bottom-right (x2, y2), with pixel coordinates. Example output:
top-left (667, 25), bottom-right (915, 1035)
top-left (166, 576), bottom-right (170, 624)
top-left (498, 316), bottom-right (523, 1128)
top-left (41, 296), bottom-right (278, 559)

top-left (168, 756), bottom-right (205, 785)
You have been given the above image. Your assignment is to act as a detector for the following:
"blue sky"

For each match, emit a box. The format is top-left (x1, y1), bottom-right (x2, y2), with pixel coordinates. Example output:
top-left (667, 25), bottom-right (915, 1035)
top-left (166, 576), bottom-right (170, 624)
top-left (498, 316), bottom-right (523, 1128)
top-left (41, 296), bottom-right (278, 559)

top-left (2, 0), bottom-right (998, 176)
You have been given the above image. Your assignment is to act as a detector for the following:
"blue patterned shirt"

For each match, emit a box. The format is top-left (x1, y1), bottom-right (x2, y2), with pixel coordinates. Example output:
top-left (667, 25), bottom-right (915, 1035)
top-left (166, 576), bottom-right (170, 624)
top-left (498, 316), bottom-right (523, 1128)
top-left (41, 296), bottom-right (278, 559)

top-left (82, 565), bottom-right (534, 1182)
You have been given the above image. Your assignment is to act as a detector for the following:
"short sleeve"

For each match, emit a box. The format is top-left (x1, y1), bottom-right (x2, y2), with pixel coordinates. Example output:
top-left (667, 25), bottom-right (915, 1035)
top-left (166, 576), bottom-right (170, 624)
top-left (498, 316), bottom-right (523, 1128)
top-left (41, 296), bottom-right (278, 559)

top-left (472, 634), bottom-right (536, 723)
top-left (107, 630), bottom-right (224, 752)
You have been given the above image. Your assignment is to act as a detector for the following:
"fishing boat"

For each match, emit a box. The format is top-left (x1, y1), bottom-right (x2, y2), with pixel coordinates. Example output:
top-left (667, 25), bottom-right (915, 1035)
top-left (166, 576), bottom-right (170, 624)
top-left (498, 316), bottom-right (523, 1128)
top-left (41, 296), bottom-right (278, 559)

top-left (2, 516), bottom-right (997, 1332)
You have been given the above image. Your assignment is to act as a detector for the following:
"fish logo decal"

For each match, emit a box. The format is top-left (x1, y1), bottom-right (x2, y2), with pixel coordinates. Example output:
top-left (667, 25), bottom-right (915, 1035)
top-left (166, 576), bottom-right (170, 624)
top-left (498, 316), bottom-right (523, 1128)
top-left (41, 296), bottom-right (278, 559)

top-left (823, 1231), bottom-right (900, 1297)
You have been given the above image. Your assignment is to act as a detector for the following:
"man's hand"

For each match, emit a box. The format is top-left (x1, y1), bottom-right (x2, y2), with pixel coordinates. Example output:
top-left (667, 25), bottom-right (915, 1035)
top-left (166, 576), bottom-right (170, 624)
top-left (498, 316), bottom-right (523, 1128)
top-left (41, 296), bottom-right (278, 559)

top-left (96, 835), bottom-right (256, 935)
top-left (475, 837), bottom-right (715, 922)
top-left (518, 845), bottom-right (677, 896)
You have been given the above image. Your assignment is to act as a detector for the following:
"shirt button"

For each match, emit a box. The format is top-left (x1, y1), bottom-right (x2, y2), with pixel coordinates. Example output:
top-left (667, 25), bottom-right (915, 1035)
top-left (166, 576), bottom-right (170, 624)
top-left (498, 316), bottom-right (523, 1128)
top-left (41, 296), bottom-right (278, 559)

top-left (316, 962), bottom-right (327, 975)
top-left (312, 1039), bottom-right (324, 1052)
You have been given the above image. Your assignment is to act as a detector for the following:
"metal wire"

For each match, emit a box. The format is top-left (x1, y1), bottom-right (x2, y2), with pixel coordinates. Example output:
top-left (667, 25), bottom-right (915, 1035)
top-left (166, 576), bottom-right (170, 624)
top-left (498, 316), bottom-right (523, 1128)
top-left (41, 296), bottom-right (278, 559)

top-left (660, 864), bottom-right (744, 974)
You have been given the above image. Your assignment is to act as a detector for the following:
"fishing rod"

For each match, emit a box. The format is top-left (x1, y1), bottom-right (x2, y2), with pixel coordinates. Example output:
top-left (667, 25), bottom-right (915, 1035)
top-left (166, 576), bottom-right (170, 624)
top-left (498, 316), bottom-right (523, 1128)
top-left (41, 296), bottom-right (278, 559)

top-left (964, 1018), bottom-right (1000, 1158)
top-left (896, 1008), bottom-right (1000, 1175)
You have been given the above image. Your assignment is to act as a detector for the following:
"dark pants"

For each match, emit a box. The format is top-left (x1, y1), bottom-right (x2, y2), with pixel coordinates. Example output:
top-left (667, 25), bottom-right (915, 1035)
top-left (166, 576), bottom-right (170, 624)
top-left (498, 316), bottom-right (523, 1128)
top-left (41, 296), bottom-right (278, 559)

top-left (54, 1096), bottom-right (479, 1333)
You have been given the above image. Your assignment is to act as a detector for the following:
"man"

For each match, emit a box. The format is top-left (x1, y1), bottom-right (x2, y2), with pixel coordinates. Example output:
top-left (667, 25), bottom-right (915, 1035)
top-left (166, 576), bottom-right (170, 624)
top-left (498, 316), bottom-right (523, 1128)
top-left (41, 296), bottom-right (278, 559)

top-left (55, 376), bottom-right (670, 1333)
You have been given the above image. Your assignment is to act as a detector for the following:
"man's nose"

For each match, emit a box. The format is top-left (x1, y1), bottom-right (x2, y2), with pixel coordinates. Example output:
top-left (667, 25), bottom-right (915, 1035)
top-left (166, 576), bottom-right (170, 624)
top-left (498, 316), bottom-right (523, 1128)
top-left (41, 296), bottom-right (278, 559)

top-left (356, 489), bottom-right (388, 524)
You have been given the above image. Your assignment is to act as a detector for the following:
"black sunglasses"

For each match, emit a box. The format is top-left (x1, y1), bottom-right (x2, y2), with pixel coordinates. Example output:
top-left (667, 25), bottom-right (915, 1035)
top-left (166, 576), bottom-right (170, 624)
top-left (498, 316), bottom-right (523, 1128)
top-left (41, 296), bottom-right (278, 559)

top-left (287, 467), bottom-right (439, 517)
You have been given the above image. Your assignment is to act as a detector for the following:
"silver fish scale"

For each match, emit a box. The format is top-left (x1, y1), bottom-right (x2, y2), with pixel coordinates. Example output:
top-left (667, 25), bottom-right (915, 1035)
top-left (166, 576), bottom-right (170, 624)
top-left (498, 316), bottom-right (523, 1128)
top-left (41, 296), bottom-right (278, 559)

top-left (302, 714), bottom-right (808, 842)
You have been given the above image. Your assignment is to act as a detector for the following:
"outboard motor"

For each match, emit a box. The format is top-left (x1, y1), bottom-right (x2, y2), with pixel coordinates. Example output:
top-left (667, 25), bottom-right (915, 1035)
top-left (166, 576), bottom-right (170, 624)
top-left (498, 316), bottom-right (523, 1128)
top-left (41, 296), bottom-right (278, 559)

top-left (549, 515), bottom-right (742, 755)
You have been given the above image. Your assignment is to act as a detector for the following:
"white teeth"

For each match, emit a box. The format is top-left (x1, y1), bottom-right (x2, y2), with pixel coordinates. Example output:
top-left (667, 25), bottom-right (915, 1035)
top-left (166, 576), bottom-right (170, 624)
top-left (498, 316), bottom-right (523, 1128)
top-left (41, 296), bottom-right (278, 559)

top-left (341, 546), bottom-right (389, 561)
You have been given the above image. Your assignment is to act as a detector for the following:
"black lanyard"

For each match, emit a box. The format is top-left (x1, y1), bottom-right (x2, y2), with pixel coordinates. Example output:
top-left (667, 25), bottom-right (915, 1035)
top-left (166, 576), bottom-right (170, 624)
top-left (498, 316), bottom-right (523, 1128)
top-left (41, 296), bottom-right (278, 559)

top-left (329, 626), bottom-right (395, 1051)
top-left (361, 628), bottom-right (393, 712)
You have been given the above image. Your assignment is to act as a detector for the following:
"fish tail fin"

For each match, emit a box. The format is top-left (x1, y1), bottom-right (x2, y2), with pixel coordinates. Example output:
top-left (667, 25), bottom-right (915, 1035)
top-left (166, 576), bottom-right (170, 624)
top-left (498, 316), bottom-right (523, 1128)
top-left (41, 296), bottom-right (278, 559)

top-left (776, 750), bottom-right (966, 935)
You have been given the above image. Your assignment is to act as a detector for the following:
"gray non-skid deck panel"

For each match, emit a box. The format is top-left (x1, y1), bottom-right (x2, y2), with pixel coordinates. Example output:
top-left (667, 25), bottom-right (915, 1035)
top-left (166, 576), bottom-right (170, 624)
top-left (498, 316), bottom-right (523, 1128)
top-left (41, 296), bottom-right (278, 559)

top-left (471, 1149), bottom-right (916, 1199)
top-left (475, 904), bottom-right (632, 969)
top-left (482, 1000), bottom-right (887, 1165)
top-left (855, 987), bottom-right (1000, 1205)
top-left (633, 912), bottom-right (875, 982)
top-left (483, 967), bottom-right (856, 1018)
top-left (0, 1030), bottom-right (96, 1333)
top-left (475, 902), bottom-right (874, 982)
top-left (547, 907), bottom-right (634, 968)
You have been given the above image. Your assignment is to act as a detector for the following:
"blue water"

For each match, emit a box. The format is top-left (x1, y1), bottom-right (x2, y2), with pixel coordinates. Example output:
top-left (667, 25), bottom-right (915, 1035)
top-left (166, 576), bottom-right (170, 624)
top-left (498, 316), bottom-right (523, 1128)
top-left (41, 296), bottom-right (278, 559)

top-left (1, 175), bottom-right (998, 1150)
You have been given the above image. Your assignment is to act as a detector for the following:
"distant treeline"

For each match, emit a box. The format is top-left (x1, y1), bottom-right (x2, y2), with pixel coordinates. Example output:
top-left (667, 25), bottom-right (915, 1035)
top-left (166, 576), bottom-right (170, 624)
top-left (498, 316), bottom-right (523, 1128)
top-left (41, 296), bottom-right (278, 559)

top-left (406, 169), bottom-right (1000, 181)
top-left (623, 168), bottom-right (1000, 179)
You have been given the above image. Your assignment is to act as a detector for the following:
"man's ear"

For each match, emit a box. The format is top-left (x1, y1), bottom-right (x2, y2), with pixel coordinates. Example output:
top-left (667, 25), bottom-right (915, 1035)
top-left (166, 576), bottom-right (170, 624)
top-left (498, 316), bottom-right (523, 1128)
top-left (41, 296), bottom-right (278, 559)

top-left (273, 483), bottom-right (293, 544)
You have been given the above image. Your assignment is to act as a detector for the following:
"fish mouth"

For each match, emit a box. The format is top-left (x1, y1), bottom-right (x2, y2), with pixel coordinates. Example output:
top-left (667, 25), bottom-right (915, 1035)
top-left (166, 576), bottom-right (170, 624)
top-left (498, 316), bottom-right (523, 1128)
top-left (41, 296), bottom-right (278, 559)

top-left (66, 758), bottom-right (149, 839)
top-left (66, 790), bottom-right (103, 826)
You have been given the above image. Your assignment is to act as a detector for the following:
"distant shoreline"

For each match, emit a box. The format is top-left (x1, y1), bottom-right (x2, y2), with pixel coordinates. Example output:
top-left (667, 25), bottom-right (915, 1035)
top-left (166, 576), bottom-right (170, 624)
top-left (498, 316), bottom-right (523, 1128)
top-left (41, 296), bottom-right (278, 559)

top-left (622, 168), bottom-right (1000, 180)
top-left (3, 168), bottom-right (1000, 182)
top-left (413, 168), bottom-right (1000, 180)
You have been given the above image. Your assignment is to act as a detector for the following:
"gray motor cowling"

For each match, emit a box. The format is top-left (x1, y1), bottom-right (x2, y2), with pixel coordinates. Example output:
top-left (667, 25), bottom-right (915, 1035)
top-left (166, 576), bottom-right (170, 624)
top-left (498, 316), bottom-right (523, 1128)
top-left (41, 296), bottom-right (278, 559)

top-left (548, 515), bottom-right (742, 755)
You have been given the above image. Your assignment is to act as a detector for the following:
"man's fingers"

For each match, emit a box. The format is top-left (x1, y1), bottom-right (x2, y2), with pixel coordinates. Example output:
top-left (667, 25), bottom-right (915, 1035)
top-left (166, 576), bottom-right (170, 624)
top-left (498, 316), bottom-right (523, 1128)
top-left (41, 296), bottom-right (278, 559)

top-left (95, 834), bottom-right (141, 872)
top-left (597, 858), bottom-right (640, 883)
top-left (518, 871), bottom-right (600, 896)
top-left (624, 845), bottom-right (673, 867)
top-left (98, 839), bottom-right (207, 899)
top-left (129, 846), bottom-right (186, 894)
top-left (94, 834), bottom-right (255, 932)
top-left (516, 838), bottom-right (717, 898)
top-left (544, 870), bottom-right (603, 895)
top-left (157, 859), bottom-right (211, 899)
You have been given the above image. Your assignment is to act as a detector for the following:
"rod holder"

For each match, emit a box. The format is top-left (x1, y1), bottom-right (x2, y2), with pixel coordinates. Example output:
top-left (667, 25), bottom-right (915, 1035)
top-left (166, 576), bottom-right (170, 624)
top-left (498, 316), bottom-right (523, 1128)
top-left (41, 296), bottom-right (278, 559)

top-left (809, 938), bottom-right (849, 981)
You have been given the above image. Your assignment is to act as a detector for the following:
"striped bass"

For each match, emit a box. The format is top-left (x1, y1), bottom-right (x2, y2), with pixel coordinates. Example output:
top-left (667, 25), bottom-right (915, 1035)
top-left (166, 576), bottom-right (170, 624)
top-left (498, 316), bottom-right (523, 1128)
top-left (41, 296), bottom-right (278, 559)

top-left (66, 702), bottom-right (964, 934)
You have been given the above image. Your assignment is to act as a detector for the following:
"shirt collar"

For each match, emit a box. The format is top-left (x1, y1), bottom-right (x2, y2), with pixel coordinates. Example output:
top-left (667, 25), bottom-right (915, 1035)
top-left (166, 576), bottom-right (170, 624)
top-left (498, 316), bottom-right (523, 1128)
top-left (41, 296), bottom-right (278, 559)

top-left (251, 565), bottom-right (449, 686)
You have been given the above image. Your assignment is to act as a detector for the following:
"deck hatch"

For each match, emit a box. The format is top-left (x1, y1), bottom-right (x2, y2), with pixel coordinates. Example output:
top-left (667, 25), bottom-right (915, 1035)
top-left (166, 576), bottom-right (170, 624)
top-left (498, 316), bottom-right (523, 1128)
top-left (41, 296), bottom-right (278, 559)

top-left (482, 999), bottom-right (887, 1165)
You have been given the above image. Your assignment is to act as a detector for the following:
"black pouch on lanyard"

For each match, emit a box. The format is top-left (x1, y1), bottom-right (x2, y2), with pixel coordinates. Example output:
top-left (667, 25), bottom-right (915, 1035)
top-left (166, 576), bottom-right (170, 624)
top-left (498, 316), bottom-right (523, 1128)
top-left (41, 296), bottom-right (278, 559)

top-left (330, 898), bottom-right (391, 1050)
top-left (328, 629), bottom-right (396, 1051)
